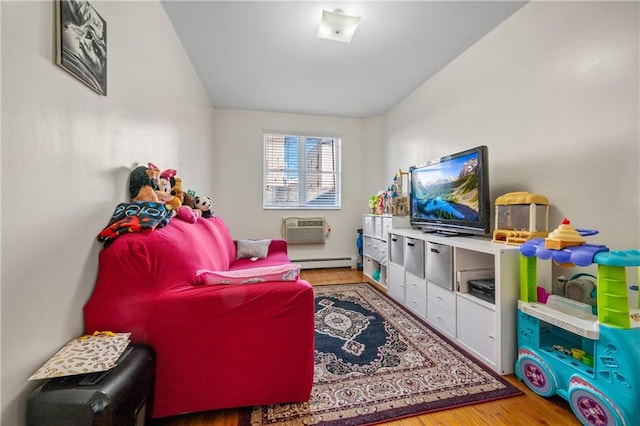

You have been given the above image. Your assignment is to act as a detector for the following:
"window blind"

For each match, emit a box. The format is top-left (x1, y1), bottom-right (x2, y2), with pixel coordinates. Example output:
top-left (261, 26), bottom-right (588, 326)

top-left (264, 133), bottom-right (341, 209)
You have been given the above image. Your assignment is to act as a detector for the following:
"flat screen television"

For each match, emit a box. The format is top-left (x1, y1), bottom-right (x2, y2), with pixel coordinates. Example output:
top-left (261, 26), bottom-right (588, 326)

top-left (409, 145), bottom-right (490, 236)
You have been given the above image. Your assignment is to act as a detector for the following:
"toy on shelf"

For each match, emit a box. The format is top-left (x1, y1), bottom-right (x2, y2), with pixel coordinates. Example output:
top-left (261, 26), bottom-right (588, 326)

top-left (368, 196), bottom-right (377, 214)
top-left (492, 191), bottom-right (549, 245)
top-left (391, 170), bottom-right (409, 216)
top-left (515, 221), bottom-right (640, 426)
top-left (383, 188), bottom-right (394, 215)
top-left (367, 170), bottom-right (410, 216)
top-left (368, 191), bottom-right (385, 215)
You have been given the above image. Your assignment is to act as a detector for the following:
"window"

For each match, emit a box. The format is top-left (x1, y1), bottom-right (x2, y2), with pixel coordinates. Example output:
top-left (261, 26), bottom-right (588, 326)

top-left (264, 133), bottom-right (341, 209)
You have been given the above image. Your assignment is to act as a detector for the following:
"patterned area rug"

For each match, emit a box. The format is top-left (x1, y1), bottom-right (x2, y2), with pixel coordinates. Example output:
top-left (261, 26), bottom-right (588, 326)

top-left (241, 283), bottom-right (522, 425)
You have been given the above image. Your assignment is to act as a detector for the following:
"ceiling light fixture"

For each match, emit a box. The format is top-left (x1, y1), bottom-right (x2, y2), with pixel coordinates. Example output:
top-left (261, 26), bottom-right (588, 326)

top-left (317, 9), bottom-right (361, 43)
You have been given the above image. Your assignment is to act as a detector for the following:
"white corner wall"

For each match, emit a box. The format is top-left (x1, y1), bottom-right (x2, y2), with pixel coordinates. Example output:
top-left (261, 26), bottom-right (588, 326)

top-left (379, 1), bottom-right (639, 250)
top-left (1, 2), bottom-right (216, 424)
top-left (212, 109), bottom-right (366, 263)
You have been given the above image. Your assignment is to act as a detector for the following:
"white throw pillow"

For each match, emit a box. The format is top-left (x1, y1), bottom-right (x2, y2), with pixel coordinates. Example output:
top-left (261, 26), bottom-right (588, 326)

top-left (236, 239), bottom-right (271, 260)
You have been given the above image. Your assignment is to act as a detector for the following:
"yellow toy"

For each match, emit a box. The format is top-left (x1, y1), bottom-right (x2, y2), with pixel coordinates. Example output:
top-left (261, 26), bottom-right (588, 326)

top-left (492, 191), bottom-right (549, 245)
top-left (544, 217), bottom-right (586, 249)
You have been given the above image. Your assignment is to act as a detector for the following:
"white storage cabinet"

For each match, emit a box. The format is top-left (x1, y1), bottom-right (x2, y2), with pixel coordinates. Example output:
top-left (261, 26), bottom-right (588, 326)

top-left (403, 238), bottom-right (427, 320)
top-left (385, 228), bottom-right (544, 375)
top-left (387, 233), bottom-right (405, 302)
top-left (362, 214), bottom-right (408, 290)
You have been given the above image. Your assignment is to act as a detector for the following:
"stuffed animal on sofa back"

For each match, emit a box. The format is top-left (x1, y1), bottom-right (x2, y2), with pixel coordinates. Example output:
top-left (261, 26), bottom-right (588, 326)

top-left (170, 177), bottom-right (185, 205)
top-left (159, 169), bottom-right (182, 212)
top-left (194, 196), bottom-right (214, 218)
top-left (156, 175), bottom-right (174, 202)
top-left (129, 165), bottom-right (159, 202)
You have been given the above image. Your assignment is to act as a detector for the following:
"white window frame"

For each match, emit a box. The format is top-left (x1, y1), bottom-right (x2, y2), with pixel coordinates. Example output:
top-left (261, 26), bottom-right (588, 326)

top-left (263, 133), bottom-right (341, 210)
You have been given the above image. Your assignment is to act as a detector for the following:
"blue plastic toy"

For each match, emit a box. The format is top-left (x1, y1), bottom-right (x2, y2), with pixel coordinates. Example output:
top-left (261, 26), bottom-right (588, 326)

top-left (516, 229), bottom-right (640, 425)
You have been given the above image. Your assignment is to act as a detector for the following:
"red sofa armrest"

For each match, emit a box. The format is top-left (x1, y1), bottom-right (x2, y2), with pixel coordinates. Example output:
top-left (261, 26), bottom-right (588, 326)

top-left (268, 238), bottom-right (288, 254)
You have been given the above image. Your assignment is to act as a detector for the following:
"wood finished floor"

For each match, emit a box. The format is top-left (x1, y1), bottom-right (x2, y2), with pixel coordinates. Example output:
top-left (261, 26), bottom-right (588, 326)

top-left (153, 268), bottom-right (580, 426)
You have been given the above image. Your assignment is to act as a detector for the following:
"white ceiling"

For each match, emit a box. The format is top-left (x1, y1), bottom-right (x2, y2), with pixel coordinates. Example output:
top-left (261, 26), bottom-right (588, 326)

top-left (162, 1), bottom-right (527, 119)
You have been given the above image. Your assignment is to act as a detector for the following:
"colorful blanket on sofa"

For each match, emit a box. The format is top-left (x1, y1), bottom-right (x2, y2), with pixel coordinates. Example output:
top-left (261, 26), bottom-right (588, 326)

top-left (97, 201), bottom-right (171, 245)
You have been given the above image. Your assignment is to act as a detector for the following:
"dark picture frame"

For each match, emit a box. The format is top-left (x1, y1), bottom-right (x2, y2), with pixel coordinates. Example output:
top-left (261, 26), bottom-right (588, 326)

top-left (56, 0), bottom-right (107, 95)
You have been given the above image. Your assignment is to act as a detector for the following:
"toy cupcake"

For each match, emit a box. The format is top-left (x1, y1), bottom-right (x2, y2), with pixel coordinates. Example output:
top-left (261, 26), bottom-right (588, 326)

top-left (545, 218), bottom-right (586, 250)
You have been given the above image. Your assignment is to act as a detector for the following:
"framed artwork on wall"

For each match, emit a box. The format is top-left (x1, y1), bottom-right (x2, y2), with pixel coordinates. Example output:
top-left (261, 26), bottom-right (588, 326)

top-left (56, 0), bottom-right (107, 96)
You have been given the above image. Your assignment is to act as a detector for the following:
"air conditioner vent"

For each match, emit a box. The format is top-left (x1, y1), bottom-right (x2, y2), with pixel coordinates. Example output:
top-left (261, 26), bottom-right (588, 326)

top-left (283, 217), bottom-right (326, 244)
top-left (296, 219), bottom-right (324, 227)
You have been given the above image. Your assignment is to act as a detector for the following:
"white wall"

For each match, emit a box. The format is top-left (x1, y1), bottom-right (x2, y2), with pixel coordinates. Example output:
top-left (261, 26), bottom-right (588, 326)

top-left (363, 115), bottom-right (387, 200)
top-left (378, 1), bottom-right (639, 251)
top-left (212, 109), bottom-right (366, 263)
top-left (1, 2), bottom-right (216, 424)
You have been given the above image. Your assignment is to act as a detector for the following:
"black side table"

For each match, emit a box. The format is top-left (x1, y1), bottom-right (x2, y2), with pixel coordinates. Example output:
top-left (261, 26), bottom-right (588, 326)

top-left (26, 343), bottom-right (155, 426)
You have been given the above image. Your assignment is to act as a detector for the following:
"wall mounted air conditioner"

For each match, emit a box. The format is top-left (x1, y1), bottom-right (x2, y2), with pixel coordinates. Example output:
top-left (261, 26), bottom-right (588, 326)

top-left (283, 217), bottom-right (326, 244)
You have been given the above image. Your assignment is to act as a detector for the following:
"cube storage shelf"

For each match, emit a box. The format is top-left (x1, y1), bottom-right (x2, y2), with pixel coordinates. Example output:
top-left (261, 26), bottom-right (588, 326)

top-left (385, 225), bottom-right (547, 375)
top-left (362, 214), bottom-right (409, 290)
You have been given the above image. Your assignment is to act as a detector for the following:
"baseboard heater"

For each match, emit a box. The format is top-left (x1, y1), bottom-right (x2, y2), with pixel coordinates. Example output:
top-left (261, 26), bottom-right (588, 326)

top-left (291, 257), bottom-right (355, 270)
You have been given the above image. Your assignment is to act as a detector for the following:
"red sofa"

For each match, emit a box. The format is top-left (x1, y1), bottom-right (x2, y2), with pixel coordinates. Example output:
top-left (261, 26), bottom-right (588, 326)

top-left (83, 216), bottom-right (315, 418)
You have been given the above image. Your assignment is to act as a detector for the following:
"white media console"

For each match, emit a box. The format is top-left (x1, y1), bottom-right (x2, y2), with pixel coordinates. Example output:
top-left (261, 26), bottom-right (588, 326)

top-left (363, 215), bottom-right (550, 375)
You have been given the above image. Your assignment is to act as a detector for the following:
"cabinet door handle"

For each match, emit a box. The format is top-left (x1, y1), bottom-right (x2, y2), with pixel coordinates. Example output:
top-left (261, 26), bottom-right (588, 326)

top-left (407, 242), bottom-right (415, 247)
top-left (488, 335), bottom-right (495, 340)
top-left (392, 237), bottom-right (397, 242)
top-left (430, 248), bottom-right (439, 253)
